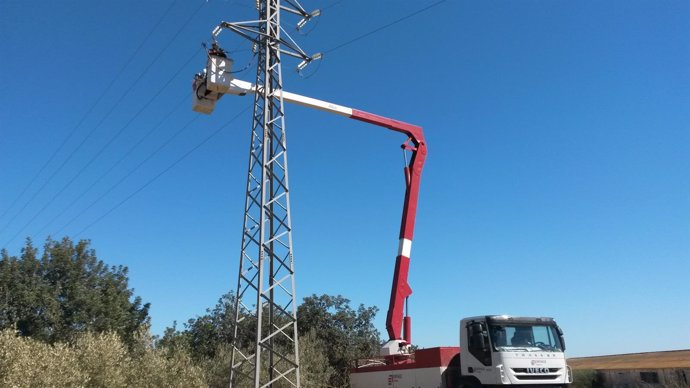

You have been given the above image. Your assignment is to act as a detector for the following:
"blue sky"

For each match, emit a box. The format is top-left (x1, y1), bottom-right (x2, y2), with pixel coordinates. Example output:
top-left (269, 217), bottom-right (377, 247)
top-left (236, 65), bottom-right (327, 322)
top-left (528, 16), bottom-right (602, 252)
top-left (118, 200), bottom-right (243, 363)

top-left (1, 0), bottom-right (688, 357)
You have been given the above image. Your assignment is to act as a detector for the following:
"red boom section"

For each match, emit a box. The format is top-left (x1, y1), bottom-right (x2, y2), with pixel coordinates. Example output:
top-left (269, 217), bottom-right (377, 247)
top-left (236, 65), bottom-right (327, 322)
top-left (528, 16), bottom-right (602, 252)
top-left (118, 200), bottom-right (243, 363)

top-left (350, 109), bottom-right (427, 343)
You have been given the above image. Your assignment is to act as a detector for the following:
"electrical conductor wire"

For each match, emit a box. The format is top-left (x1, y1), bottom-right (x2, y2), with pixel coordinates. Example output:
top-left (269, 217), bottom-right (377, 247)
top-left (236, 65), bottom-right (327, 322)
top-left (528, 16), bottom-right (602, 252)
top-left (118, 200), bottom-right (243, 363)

top-left (55, 111), bottom-right (199, 236)
top-left (0, 1), bottom-right (206, 241)
top-left (3, 47), bottom-right (203, 247)
top-left (35, 92), bottom-right (190, 238)
top-left (323, 0), bottom-right (447, 54)
top-left (0, 0), bottom-right (178, 227)
top-left (1, 3), bottom-right (206, 245)
top-left (73, 105), bottom-right (252, 238)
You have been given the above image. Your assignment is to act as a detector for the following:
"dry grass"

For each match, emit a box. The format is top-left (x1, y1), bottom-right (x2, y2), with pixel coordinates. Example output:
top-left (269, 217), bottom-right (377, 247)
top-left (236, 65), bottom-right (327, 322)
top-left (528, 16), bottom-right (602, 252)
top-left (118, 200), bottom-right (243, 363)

top-left (568, 350), bottom-right (690, 369)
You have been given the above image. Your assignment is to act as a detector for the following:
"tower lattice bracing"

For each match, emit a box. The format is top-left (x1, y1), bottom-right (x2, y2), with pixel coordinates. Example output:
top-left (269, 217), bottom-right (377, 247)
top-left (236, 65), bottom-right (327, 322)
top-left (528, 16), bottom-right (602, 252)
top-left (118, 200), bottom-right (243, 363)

top-left (229, 1), bottom-right (301, 387)
top-left (194, 1), bottom-right (319, 386)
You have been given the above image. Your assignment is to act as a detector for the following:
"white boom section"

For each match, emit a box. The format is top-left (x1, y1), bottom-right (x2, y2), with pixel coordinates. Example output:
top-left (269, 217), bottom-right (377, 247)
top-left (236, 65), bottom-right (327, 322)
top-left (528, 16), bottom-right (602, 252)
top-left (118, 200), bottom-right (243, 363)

top-left (224, 79), bottom-right (354, 117)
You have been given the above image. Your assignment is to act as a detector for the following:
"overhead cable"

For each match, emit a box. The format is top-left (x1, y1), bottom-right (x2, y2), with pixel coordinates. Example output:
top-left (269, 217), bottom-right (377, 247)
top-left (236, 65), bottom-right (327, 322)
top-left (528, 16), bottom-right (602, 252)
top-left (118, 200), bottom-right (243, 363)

top-left (0, 1), bottom-right (206, 241)
top-left (35, 92), bottom-right (189, 238)
top-left (55, 110), bottom-right (199, 237)
top-left (4, 48), bottom-right (202, 247)
top-left (324, 0), bottom-right (447, 54)
top-left (0, 0), bottom-right (178, 225)
top-left (73, 105), bottom-right (252, 238)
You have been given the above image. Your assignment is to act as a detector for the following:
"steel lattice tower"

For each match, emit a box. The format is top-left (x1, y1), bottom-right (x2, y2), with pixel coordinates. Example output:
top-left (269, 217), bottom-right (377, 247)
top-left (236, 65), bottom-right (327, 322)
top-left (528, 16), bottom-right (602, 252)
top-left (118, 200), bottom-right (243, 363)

top-left (221, 1), bottom-right (317, 387)
top-left (195, 1), bottom-right (318, 385)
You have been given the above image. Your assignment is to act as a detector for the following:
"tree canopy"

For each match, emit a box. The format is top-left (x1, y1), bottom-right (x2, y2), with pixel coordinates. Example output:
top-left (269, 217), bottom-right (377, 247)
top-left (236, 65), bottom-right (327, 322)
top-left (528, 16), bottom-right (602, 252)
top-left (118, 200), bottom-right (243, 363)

top-left (0, 237), bottom-right (150, 347)
top-left (1, 237), bottom-right (382, 387)
top-left (159, 293), bottom-right (381, 387)
top-left (297, 294), bottom-right (381, 386)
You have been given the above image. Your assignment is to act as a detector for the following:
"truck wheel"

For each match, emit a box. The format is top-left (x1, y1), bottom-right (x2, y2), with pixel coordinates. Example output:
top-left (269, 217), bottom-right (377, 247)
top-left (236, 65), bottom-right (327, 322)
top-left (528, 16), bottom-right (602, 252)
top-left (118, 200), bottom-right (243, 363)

top-left (457, 377), bottom-right (481, 388)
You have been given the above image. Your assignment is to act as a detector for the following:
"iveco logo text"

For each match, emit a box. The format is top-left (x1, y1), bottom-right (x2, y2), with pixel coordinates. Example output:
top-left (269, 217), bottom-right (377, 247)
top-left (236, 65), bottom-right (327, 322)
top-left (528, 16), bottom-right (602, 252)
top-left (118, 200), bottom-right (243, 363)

top-left (527, 368), bottom-right (549, 374)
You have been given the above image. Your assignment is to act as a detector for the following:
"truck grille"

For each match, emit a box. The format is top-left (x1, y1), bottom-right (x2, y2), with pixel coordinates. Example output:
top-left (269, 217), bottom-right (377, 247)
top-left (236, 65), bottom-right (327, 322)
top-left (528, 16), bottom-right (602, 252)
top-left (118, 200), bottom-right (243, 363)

top-left (511, 368), bottom-right (561, 380)
top-left (512, 368), bottom-right (561, 373)
top-left (514, 375), bottom-right (561, 380)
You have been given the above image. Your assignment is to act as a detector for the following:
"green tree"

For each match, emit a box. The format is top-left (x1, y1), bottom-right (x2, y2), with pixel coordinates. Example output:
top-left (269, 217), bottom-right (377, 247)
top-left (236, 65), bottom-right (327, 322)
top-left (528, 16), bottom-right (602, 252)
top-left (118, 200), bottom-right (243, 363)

top-left (159, 292), bottom-right (258, 387)
top-left (159, 292), bottom-right (238, 362)
top-left (159, 293), bottom-right (380, 387)
top-left (296, 294), bottom-right (381, 387)
top-left (299, 329), bottom-right (336, 387)
top-left (0, 237), bottom-right (150, 347)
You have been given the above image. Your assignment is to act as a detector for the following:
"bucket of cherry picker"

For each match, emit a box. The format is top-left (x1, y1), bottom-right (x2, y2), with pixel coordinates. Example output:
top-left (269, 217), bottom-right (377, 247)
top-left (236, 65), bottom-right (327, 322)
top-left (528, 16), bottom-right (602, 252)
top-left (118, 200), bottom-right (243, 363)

top-left (192, 44), bottom-right (233, 114)
top-left (205, 45), bottom-right (233, 93)
top-left (192, 73), bottom-right (223, 114)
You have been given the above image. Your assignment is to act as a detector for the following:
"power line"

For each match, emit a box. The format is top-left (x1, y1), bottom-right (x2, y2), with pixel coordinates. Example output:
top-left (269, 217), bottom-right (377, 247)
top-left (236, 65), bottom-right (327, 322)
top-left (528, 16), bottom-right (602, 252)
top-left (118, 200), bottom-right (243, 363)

top-left (73, 106), bottom-right (251, 238)
top-left (5, 0), bottom-right (447, 244)
top-left (0, 0), bottom-right (178, 224)
top-left (35, 92), bottom-right (190, 238)
top-left (323, 0), bottom-right (447, 54)
top-left (0, 1), bottom-right (206, 241)
top-left (322, 0), bottom-right (345, 11)
top-left (3, 48), bottom-right (202, 247)
top-left (55, 111), bottom-right (199, 237)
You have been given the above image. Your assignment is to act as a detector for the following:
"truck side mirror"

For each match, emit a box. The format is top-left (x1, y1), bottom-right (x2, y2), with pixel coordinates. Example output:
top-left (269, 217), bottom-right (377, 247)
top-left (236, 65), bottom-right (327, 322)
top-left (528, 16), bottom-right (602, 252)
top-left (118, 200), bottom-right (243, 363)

top-left (469, 322), bottom-right (484, 335)
top-left (467, 322), bottom-right (492, 366)
top-left (471, 331), bottom-right (489, 351)
top-left (479, 333), bottom-right (489, 351)
top-left (556, 325), bottom-right (566, 351)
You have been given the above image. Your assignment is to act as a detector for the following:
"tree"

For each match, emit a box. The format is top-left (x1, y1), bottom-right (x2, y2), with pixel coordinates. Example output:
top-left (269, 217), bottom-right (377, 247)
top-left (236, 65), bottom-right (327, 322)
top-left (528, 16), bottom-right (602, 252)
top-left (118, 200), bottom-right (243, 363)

top-left (158, 292), bottom-right (238, 362)
top-left (159, 292), bottom-right (259, 387)
top-left (296, 294), bottom-right (381, 387)
top-left (298, 329), bottom-right (336, 387)
top-left (0, 237), bottom-right (150, 347)
top-left (159, 292), bottom-right (381, 387)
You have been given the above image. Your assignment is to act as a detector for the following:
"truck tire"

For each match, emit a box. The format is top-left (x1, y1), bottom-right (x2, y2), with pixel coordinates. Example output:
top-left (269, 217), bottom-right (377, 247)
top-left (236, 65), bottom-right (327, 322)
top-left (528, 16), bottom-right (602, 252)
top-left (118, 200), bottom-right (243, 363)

top-left (457, 376), bottom-right (481, 388)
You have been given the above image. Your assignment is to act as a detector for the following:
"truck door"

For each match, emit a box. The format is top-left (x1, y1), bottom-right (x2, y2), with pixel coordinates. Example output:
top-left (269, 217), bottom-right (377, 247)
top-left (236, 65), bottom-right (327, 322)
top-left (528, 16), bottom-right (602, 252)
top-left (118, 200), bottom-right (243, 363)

top-left (467, 321), bottom-right (492, 367)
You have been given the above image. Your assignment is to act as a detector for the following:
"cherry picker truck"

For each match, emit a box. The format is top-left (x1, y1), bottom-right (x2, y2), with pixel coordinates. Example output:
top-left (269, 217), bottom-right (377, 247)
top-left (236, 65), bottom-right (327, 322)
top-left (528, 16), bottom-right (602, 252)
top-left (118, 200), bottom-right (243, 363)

top-left (193, 49), bottom-right (573, 388)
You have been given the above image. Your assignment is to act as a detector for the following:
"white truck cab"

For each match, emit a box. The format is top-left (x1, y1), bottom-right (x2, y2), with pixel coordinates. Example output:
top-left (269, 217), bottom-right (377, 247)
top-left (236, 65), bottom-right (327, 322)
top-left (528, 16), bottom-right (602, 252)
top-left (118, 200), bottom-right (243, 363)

top-left (458, 315), bottom-right (573, 387)
top-left (350, 315), bottom-right (572, 388)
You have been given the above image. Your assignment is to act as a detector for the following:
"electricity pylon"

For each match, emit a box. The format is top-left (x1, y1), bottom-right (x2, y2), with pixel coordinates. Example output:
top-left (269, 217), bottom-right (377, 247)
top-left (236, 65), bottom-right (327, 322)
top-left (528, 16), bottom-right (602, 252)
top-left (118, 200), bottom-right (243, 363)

top-left (196, 1), bottom-right (320, 387)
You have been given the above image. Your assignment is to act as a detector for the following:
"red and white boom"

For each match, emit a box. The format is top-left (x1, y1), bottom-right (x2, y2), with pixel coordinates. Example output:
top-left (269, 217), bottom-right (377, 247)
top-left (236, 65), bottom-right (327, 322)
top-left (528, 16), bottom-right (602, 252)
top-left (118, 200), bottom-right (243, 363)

top-left (206, 78), bottom-right (427, 355)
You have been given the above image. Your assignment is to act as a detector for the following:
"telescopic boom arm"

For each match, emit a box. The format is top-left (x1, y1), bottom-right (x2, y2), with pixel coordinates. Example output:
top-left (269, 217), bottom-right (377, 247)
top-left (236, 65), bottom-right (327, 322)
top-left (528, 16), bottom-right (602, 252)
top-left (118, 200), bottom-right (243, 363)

top-left (199, 77), bottom-right (427, 353)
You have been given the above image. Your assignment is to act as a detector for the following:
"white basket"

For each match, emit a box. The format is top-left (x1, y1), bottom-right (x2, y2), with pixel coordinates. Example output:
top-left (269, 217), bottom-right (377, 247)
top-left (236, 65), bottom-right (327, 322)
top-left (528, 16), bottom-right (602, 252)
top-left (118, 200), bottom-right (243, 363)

top-left (192, 77), bottom-right (218, 114)
top-left (206, 55), bottom-right (233, 93)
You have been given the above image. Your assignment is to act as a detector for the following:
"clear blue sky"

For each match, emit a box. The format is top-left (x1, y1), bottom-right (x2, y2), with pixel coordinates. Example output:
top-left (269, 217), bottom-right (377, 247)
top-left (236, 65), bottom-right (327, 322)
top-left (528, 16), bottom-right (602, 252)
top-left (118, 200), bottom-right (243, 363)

top-left (1, 0), bottom-right (688, 358)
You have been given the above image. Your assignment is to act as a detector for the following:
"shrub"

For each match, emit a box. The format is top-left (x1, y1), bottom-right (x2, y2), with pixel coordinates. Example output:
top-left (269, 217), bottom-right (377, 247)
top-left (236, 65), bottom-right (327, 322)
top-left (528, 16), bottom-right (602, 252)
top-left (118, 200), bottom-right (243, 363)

top-left (0, 329), bottom-right (86, 387)
top-left (572, 368), bottom-right (599, 388)
top-left (0, 329), bottom-right (205, 387)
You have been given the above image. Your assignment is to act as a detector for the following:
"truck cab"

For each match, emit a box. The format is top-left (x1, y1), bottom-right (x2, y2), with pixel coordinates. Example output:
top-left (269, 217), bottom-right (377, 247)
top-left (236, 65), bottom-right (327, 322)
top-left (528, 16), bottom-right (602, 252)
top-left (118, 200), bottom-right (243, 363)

top-left (458, 315), bottom-right (572, 387)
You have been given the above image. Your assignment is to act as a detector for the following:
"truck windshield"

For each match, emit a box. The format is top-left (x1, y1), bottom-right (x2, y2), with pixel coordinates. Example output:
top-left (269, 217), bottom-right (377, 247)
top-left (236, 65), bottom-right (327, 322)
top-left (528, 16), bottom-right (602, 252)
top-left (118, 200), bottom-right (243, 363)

top-left (489, 324), bottom-right (563, 352)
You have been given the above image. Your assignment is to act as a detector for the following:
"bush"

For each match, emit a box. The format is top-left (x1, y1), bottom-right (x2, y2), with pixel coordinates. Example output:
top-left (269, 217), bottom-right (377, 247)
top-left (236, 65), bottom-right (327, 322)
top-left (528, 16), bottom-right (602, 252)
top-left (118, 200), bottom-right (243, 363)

top-left (572, 368), bottom-right (599, 388)
top-left (299, 330), bottom-right (336, 387)
top-left (158, 292), bottom-right (381, 387)
top-left (0, 317), bottom-right (351, 387)
top-left (0, 329), bottom-right (205, 387)
top-left (0, 329), bottom-right (86, 387)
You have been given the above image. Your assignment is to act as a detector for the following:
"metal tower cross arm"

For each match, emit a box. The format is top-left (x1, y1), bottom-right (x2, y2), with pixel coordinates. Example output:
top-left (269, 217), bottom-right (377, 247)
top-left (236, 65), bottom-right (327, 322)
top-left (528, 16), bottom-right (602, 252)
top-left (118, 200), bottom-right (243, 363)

top-left (206, 1), bottom-right (318, 386)
top-left (220, 78), bottom-right (427, 350)
top-left (196, 1), bottom-right (322, 386)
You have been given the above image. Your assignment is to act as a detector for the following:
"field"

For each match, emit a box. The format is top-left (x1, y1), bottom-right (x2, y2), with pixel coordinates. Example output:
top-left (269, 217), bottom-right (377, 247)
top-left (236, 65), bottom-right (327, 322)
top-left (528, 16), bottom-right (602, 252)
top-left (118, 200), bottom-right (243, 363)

top-left (568, 350), bottom-right (690, 369)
